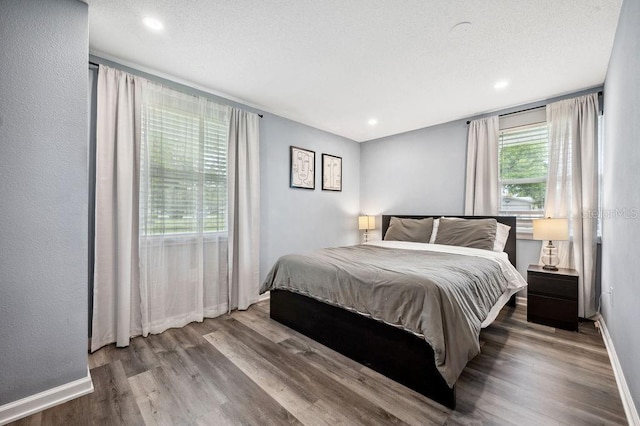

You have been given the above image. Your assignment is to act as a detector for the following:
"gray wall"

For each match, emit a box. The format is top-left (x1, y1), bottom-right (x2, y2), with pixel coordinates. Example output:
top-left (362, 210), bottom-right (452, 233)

top-left (359, 113), bottom-right (542, 280)
top-left (0, 0), bottom-right (89, 405)
top-left (260, 116), bottom-right (360, 280)
top-left (602, 0), bottom-right (640, 410)
top-left (515, 240), bottom-right (543, 281)
top-left (360, 120), bottom-right (468, 221)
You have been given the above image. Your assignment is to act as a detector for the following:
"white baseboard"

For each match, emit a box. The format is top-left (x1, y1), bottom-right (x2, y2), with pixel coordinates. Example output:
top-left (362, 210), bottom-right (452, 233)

top-left (0, 369), bottom-right (93, 425)
top-left (516, 295), bottom-right (527, 306)
top-left (258, 291), bottom-right (270, 302)
top-left (595, 314), bottom-right (640, 426)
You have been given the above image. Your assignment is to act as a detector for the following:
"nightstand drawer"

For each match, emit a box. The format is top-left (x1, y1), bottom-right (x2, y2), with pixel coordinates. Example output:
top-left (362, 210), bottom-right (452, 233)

top-left (528, 274), bottom-right (577, 300)
top-left (527, 294), bottom-right (578, 331)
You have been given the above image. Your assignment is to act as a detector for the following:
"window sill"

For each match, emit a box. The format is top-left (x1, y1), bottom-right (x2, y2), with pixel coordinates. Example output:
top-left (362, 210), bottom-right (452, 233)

top-left (140, 232), bottom-right (228, 244)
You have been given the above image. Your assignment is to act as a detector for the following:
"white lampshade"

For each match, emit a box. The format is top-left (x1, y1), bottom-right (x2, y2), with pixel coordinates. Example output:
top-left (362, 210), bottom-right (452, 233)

top-left (358, 215), bottom-right (375, 230)
top-left (532, 218), bottom-right (569, 241)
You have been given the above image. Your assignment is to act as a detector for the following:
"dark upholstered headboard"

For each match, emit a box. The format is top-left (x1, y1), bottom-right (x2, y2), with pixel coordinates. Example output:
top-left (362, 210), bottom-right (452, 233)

top-left (381, 215), bottom-right (517, 267)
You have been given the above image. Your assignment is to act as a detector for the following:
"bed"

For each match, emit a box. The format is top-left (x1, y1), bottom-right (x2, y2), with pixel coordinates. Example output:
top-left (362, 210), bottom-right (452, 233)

top-left (261, 215), bottom-right (525, 409)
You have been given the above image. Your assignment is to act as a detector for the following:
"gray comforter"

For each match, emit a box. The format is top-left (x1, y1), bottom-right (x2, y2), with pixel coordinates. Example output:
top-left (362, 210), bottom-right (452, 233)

top-left (260, 244), bottom-right (508, 387)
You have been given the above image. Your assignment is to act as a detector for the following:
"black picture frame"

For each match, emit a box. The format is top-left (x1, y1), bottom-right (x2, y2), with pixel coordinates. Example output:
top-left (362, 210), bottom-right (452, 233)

top-left (322, 154), bottom-right (342, 191)
top-left (290, 146), bottom-right (315, 189)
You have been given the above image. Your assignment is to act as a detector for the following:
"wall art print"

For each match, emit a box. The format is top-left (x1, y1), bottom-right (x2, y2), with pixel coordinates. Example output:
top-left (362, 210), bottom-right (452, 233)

top-left (290, 146), bottom-right (315, 189)
top-left (322, 153), bottom-right (342, 191)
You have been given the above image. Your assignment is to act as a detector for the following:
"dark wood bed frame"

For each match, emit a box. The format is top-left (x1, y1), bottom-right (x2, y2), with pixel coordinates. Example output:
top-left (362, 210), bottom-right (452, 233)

top-left (270, 215), bottom-right (517, 409)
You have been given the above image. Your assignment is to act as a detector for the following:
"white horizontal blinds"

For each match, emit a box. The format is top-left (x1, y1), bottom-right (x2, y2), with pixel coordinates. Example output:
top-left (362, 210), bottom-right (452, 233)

top-left (498, 122), bottom-right (550, 223)
top-left (140, 85), bottom-right (229, 236)
top-left (203, 117), bottom-right (228, 232)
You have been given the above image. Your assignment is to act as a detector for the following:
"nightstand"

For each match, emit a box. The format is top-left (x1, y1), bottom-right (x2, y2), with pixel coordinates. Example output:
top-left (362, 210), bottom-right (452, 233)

top-left (527, 264), bottom-right (579, 331)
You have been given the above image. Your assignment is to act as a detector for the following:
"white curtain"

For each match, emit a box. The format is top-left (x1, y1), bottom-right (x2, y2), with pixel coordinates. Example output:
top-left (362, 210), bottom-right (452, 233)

top-left (91, 65), bottom-right (143, 351)
top-left (138, 84), bottom-right (232, 336)
top-left (227, 109), bottom-right (261, 311)
top-left (465, 116), bottom-right (500, 215)
top-left (544, 93), bottom-right (599, 318)
top-left (92, 66), bottom-right (261, 351)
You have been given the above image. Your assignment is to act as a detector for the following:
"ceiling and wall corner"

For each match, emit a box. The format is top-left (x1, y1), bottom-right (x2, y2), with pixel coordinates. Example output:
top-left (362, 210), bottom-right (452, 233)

top-left (86, 0), bottom-right (622, 142)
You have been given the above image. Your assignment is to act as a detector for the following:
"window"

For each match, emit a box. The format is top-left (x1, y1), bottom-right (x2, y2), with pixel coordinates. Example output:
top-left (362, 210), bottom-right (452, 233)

top-left (498, 122), bottom-right (549, 232)
top-left (140, 99), bottom-right (228, 236)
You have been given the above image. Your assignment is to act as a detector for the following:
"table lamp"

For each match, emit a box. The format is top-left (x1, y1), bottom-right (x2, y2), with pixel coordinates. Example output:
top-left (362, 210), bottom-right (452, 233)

top-left (533, 217), bottom-right (569, 271)
top-left (358, 215), bottom-right (375, 243)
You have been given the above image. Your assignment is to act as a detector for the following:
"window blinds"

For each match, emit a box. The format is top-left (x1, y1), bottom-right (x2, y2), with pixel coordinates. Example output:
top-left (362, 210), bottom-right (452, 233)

top-left (140, 97), bottom-right (229, 235)
top-left (498, 123), bottom-right (549, 219)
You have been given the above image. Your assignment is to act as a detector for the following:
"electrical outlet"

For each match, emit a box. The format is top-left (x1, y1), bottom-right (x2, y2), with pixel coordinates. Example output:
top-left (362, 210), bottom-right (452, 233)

top-left (610, 286), bottom-right (614, 306)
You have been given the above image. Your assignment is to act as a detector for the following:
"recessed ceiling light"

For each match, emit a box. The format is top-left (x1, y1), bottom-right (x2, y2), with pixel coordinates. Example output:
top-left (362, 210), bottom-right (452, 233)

top-left (143, 17), bottom-right (164, 32)
top-left (368, 118), bottom-right (378, 126)
top-left (494, 80), bottom-right (509, 90)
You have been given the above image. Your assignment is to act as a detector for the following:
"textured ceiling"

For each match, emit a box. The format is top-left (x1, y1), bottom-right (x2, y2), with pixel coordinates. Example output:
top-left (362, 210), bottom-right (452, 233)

top-left (87, 0), bottom-right (622, 142)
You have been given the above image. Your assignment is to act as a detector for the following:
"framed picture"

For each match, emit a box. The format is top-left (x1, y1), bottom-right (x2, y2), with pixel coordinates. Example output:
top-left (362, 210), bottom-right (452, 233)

top-left (290, 146), bottom-right (315, 189)
top-left (322, 154), bottom-right (342, 191)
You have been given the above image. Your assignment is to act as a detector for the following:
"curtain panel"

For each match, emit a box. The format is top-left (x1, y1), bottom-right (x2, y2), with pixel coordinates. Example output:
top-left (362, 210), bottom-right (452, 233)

top-left (91, 65), bottom-right (261, 351)
top-left (227, 108), bottom-right (260, 311)
top-left (464, 116), bottom-right (500, 215)
top-left (91, 66), bottom-right (143, 351)
top-left (544, 93), bottom-right (599, 318)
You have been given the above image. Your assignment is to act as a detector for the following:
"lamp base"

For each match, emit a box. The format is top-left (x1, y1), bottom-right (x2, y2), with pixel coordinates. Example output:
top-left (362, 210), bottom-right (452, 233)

top-left (541, 240), bottom-right (560, 271)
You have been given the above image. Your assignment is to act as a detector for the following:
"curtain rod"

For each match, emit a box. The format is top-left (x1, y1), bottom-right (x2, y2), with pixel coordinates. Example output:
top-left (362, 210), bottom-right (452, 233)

top-left (88, 61), bottom-right (263, 118)
top-left (465, 91), bottom-right (603, 125)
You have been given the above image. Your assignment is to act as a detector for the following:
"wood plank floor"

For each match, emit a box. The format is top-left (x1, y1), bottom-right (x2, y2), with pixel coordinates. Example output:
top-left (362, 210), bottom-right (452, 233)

top-left (11, 301), bottom-right (626, 425)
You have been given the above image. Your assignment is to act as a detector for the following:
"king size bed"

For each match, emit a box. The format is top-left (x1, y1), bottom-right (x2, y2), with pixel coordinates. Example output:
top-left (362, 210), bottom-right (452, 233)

top-left (260, 215), bottom-right (526, 409)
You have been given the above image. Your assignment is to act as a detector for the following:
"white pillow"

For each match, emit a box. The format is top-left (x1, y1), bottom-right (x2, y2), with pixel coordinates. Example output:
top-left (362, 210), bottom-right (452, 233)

top-left (493, 222), bottom-right (511, 252)
top-left (428, 218), bottom-right (439, 243)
